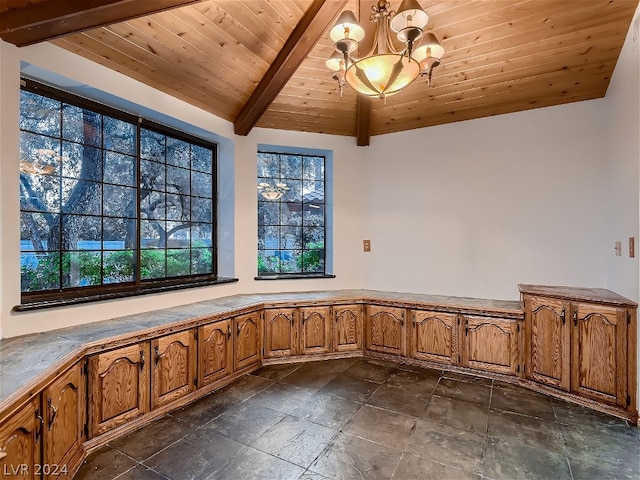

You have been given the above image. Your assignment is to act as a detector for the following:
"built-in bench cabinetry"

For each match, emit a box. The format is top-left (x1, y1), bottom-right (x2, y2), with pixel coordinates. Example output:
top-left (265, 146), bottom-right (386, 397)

top-left (0, 362), bottom-right (85, 479)
top-left (521, 285), bottom-right (637, 413)
top-left (264, 305), bottom-right (364, 360)
top-left (0, 287), bottom-right (636, 480)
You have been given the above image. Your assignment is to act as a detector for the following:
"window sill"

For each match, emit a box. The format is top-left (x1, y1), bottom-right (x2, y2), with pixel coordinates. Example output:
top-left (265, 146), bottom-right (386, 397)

top-left (254, 273), bottom-right (336, 281)
top-left (13, 277), bottom-right (239, 312)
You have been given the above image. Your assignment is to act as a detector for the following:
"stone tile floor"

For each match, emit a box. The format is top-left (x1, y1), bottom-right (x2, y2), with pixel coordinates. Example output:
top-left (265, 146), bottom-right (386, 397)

top-left (75, 358), bottom-right (640, 480)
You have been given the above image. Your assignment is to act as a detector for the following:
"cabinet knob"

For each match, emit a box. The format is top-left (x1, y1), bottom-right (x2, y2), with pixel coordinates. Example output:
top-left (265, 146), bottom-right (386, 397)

top-left (48, 398), bottom-right (57, 430)
top-left (140, 350), bottom-right (146, 371)
top-left (560, 307), bottom-right (566, 325)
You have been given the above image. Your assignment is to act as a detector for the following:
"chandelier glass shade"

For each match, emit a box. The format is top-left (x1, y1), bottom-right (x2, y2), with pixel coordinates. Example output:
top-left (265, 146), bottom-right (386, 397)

top-left (326, 0), bottom-right (444, 99)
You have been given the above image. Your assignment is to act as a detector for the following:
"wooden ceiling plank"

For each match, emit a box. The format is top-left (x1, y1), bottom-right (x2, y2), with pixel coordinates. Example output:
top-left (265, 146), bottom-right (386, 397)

top-left (233, 0), bottom-right (348, 136)
top-left (0, 0), bottom-right (203, 46)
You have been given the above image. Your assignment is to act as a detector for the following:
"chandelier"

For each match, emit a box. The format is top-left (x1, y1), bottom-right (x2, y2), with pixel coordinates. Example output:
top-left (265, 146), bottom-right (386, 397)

top-left (257, 182), bottom-right (290, 201)
top-left (326, 0), bottom-right (444, 100)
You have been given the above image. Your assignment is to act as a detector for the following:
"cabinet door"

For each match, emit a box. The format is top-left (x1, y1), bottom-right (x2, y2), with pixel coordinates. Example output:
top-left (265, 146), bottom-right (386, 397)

top-left (524, 295), bottom-right (571, 390)
top-left (151, 330), bottom-right (197, 410)
top-left (571, 303), bottom-right (627, 407)
top-left (199, 319), bottom-right (234, 387)
top-left (43, 362), bottom-right (85, 479)
top-left (300, 306), bottom-right (331, 355)
top-left (365, 305), bottom-right (405, 356)
top-left (235, 312), bottom-right (261, 371)
top-left (264, 308), bottom-right (297, 358)
top-left (411, 310), bottom-right (458, 365)
top-left (463, 316), bottom-right (518, 376)
top-left (88, 343), bottom-right (150, 437)
top-left (0, 397), bottom-right (41, 480)
top-left (333, 305), bottom-right (363, 352)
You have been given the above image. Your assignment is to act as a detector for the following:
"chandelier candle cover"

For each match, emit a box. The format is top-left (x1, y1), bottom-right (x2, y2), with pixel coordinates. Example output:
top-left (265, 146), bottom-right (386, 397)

top-left (326, 0), bottom-right (444, 100)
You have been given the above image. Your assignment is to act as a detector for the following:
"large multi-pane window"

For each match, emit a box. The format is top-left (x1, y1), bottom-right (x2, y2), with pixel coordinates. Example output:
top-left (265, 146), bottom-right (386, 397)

top-left (19, 81), bottom-right (216, 304)
top-left (257, 151), bottom-right (325, 276)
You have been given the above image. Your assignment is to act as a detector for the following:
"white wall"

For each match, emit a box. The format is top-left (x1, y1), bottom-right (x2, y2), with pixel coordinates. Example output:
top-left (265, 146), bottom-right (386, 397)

top-left (603, 11), bottom-right (640, 302)
top-left (361, 102), bottom-right (609, 300)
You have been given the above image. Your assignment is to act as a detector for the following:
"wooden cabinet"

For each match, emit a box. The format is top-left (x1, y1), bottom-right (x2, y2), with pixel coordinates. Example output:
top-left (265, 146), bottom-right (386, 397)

top-left (571, 302), bottom-right (627, 406)
top-left (264, 308), bottom-right (297, 358)
top-left (88, 343), bottom-right (150, 437)
top-left (521, 285), bottom-right (636, 411)
top-left (300, 306), bottom-right (332, 355)
top-left (524, 296), bottom-right (570, 390)
top-left (235, 311), bottom-right (261, 371)
top-left (0, 397), bottom-right (41, 480)
top-left (333, 305), bottom-right (363, 352)
top-left (461, 315), bottom-right (519, 376)
top-left (42, 362), bottom-right (85, 479)
top-left (411, 310), bottom-right (459, 366)
top-left (151, 330), bottom-right (197, 409)
top-left (198, 319), bottom-right (234, 387)
top-left (365, 305), bottom-right (405, 356)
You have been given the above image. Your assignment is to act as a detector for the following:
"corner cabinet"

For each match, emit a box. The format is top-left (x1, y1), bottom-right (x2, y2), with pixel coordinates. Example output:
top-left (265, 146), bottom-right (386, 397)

top-left (520, 284), bottom-right (637, 415)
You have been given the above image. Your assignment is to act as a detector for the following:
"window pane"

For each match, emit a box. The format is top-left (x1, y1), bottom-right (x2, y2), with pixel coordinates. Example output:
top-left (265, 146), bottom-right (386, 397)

top-left (103, 250), bottom-right (135, 283)
top-left (192, 145), bottom-right (212, 173)
top-left (191, 248), bottom-right (212, 274)
top-left (141, 191), bottom-right (165, 220)
top-left (191, 171), bottom-right (212, 198)
top-left (141, 220), bottom-right (162, 247)
top-left (167, 249), bottom-right (190, 277)
top-left (63, 215), bottom-right (101, 249)
top-left (167, 166), bottom-right (190, 195)
top-left (20, 132), bottom-right (61, 177)
top-left (104, 185), bottom-right (136, 218)
top-left (141, 249), bottom-right (166, 279)
top-left (103, 217), bottom-right (136, 249)
top-left (257, 152), bottom-right (279, 178)
top-left (167, 138), bottom-right (190, 168)
top-left (303, 156), bottom-right (324, 181)
top-left (104, 117), bottom-right (136, 155)
top-left (62, 104), bottom-right (102, 146)
top-left (62, 179), bottom-right (102, 215)
top-left (21, 252), bottom-right (61, 292)
top-left (20, 172), bottom-right (60, 213)
top-left (62, 142), bottom-right (103, 180)
top-left (191, 197), bottom-right (211, 223)
top-left (104, 152), bottom-right (135, 186)
top-left (141, 159), bottom-right (165, 191)
top-left (140, 129), bottom-right (165, 161)
top-left (280, 155), bottom-right (302, 179)
top-left (20, 91), bottom-right (61, 136)
top-left (62, 251), bottom-right (101, 287)
top-left (191, 224), bottom-right (212, 247)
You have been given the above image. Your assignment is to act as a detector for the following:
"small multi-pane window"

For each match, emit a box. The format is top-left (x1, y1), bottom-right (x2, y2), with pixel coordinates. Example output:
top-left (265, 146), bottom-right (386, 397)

top-left (19, 81), bottom-right (217, 303)
top-left (257, 151), bottom-right (325, 276)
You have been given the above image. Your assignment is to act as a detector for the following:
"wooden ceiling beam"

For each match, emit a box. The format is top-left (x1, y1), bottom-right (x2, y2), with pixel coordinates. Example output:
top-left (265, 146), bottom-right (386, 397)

top-left (234, 0), bottom-right (348, 136)
top-left (356, 95), bottom-right (372, 147)
top-left (0, 0), bottom-right (203, 47)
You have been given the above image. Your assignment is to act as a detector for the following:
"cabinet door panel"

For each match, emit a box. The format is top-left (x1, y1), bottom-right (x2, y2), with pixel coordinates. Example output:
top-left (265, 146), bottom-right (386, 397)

top-left (43, 362), bottom-right (85, 479)
top-left (151, 330), bottom-right (196, 409)
top-left (199, 319), bottom-right (233, 387)
top-left (333, 305), bottom-right (363, 352)
top-left (300, 307), bottom-right (331, 355)
top-left (411, 310), bottom-right (458, 365)
top-left (235, 312), bottom-right (261, 371)
top-left (0, 397), bottom-right (41, 480)
top-left (366, 306), bottom-right (405, 356)
top-left (463, 316), bottom-right (518, 375)
top-left (525, 296), bottom-right (570, 390)
top-left (264, 309), bottom-right (297, 358)
top-left (89, 343), bottom-right (149, 437)
top-left (572, 303), bottom-right (627, 406)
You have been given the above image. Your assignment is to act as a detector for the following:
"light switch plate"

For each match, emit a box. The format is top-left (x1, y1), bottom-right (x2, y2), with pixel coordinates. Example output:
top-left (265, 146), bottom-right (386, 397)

top-left (363, 240), bottom-right (371, 252)
top-left (630, 237), bottom-right (635, 258)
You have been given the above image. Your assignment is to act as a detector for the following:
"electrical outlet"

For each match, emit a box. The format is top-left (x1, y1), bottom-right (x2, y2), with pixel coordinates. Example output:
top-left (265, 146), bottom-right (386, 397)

top-left (363, 239), bottom-right (371, 252)
top-left (615, 241), bottom-right (622, 256)
top-left (630, 237), bottom-right (635, 258)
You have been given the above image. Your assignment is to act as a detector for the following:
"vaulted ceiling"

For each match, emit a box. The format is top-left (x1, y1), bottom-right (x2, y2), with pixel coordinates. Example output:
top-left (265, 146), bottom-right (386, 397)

top-left (1, 0), bottom-right (638, 145)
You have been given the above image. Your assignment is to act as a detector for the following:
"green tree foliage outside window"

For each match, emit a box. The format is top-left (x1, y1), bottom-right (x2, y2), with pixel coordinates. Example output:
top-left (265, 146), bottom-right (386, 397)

top-left (19, 83), bottom-right (217, 298)
top-left (257, 152), bottom-right (325, 275)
